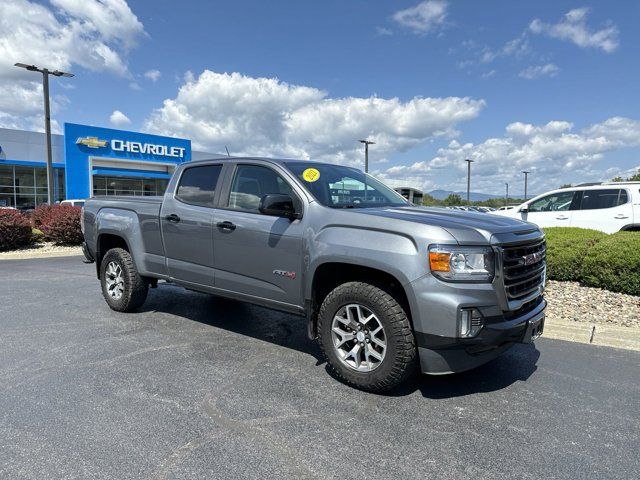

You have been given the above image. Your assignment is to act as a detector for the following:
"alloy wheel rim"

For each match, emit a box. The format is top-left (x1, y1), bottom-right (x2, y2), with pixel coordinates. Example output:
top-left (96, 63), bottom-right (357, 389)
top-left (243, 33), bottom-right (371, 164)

top-left (331, 303), bottom-right (386, 372)
top-left (105, 261), bottom-right (125, 300)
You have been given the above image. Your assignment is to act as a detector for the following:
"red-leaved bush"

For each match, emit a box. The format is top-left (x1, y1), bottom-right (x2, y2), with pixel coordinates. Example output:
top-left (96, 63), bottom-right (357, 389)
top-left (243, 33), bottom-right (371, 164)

top-left (39, 205), bottom-right (83, 245)
top-left (32, 204), bottom-right (56, 228)
top-left (0, 209), bottom-right (33, 251)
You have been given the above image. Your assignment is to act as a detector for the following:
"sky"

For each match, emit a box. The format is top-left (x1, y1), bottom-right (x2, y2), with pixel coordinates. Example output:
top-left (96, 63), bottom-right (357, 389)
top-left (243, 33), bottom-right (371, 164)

top-left (1, 0), bottom-right (639, 196)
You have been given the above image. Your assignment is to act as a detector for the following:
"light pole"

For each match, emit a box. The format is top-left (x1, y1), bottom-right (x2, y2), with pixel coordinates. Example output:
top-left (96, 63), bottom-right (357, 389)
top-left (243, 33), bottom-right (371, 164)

top-left (522, 170), bottom-right (530, 201)
top-left (465, 159), bottom-right (474, 205)
top-left (15, 63), bottom-right (74, 205)
top-left (359, 139), bottom-right (375, 173)
top-left (505, 182), bottom-right (509, 206)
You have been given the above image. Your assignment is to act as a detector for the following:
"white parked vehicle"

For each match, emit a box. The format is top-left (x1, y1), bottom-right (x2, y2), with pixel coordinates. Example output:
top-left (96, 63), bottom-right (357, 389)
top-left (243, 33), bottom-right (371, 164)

top-left (491, 182), bottom-right (640, 233)
top-left (60, 199), bottom-right (86, 207)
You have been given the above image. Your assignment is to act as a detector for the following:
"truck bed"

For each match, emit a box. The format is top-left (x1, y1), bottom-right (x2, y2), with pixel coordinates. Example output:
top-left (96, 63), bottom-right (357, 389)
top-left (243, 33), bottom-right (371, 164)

top-left (83, 196), bottom-right (166, 273)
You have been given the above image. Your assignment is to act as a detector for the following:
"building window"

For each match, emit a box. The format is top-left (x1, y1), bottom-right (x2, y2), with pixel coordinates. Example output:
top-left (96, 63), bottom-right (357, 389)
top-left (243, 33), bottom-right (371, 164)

top-left (0, 165), bottom-right (65, 209)
top-left (0, 165), bottom-right (14, 208)
top-left (92, 175), bottom-right (168, 197)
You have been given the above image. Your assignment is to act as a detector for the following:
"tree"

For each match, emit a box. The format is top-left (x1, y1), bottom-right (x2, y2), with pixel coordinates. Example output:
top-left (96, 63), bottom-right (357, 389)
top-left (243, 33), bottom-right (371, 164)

top-left (560, 183), bottom-right (572, 189)
top-left (611, 169), bottom-right (640, 182)
top-left (421, 193), bottom-right (441, 206)
top-left (443, 193), bottom-right (463, 206)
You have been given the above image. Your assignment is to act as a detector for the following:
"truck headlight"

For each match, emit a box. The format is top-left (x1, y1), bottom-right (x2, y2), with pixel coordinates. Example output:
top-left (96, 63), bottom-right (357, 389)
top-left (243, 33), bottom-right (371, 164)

top-left (429, 245), bottom-right (495, 282)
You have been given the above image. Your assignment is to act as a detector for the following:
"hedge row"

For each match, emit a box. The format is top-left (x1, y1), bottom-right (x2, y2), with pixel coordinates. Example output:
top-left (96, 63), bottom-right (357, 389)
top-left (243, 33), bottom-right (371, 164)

top-left (0, 205), bottom-right (83, 251)
top-left (0, 209), bottom-right (33, 251)
top-left (544, 227), bottom-right (640, 296)
top-left (36, 205), bottom-right (84, 245)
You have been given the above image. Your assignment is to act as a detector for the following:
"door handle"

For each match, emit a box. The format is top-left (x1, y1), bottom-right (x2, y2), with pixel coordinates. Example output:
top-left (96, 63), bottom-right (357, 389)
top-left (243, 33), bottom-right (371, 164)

top-left (165, 214), bottom-right (181, 223)
top-left (217, 221), bottom-right (236, 231)
top-left (555, 215), bottom-right (569, 220)
top-left (614, 214), bottom-right (629, 219)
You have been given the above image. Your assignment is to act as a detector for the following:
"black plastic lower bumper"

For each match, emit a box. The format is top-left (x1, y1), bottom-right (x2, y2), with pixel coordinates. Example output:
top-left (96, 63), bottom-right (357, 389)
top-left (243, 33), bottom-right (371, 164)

top-left (416, 298), bottom-right (546, 374)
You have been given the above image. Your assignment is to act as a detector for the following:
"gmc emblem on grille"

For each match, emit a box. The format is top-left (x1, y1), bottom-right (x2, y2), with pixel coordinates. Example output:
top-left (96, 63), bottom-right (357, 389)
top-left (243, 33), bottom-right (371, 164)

top-left (522, 251), bottom-right (543, 266)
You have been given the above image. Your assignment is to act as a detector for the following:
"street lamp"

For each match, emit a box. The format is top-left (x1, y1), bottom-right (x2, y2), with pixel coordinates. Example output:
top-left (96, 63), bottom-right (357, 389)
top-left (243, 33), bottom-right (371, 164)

top-left (465, 159), bottom-right (474, 205)
top-left (359, 139), bottom-right (375, 173)
top-left (505, 182), bottom-right (509, 206)
top-left (522, 171), bottom-right (530, 201)
top-left (14, 63), bottom-right (74, 205)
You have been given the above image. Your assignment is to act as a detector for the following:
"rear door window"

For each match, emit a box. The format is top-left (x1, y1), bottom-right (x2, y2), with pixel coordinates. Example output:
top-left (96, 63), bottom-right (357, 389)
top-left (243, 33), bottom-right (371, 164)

top-left (579, 189), bottom-right (628, 210)
top-left (175, 165), bottom-right (222, 207)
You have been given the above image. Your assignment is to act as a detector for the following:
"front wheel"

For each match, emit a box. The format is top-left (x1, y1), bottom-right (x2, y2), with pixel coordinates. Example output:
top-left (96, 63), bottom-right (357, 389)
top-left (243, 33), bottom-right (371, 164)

top-left (100, 248), bottom-right (148, 312)
top-left (317, 282), bottom-right (417, 392)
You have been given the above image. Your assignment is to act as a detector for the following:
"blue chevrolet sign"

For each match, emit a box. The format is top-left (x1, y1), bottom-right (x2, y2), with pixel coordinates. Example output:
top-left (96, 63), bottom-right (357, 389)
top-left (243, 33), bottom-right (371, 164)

top-left (64, 123), bottom-right (191, 199)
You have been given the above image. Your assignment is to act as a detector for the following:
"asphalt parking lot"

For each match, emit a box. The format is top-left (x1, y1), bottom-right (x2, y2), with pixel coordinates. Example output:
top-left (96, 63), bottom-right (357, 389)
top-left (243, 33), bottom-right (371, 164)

top-left (1, 256), bottom-right (638, 479)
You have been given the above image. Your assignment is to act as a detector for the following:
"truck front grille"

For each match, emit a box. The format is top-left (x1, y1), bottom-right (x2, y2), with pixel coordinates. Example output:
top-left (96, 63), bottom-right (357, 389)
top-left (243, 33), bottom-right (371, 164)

top-left (502, 240), bottom-right (546, 301)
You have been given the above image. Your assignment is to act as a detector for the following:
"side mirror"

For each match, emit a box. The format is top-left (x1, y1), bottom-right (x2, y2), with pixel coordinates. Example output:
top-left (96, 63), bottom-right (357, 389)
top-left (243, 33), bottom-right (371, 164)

top-left (519, 205), bottom-right (529, 213)
top-left (259, 194), bottom-right (301, 219)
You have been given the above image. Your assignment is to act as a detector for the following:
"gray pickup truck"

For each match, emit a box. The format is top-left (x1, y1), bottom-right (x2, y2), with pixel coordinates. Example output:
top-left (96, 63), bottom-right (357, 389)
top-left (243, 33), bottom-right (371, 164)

top-left (81, 157), bottom-right (546, 392)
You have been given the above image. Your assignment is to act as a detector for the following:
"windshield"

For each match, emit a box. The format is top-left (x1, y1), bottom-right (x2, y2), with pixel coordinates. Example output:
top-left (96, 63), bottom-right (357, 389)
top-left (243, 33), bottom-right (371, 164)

top-left (285, 162), bottom-right (409, 208)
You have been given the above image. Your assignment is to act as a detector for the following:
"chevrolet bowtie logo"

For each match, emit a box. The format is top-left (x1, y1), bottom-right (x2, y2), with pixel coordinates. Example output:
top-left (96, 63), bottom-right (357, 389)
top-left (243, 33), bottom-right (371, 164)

top-left (76, 137), bottom-right (108, 148)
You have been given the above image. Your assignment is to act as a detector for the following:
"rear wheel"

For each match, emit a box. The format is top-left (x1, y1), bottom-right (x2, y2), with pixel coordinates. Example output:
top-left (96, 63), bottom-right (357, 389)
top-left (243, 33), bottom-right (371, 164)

top-left (100, 248), bottom-right (148, 312)
top-left (318, 281), bottom-right (417, 392)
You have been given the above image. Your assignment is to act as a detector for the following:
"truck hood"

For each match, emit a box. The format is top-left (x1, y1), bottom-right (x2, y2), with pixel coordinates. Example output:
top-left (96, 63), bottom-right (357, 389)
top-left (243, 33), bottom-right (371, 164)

top-left (351, 205), bottom-right (541, 244)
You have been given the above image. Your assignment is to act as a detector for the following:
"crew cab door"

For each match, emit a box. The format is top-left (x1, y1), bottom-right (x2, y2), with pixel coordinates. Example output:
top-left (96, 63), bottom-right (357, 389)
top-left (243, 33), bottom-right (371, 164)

top-left (519, 190), bottom-right (578, 228)
top-left (160, 163), bottom-right (223, 286)
top-left (570, 188), bottom-right (633, 233)
top-left (213, 163), bottom-right (304, 307)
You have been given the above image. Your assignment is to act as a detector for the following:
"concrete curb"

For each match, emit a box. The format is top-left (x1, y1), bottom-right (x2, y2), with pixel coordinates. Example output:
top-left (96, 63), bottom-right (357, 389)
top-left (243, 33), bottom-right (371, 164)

top-left (544, 316), bottom-right (640, 351)
top-left (0, 249), bottom-right (83, 260)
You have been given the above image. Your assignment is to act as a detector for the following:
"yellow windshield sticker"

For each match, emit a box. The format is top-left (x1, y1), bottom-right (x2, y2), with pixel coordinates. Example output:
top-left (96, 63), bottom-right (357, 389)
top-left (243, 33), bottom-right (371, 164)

top-left (302, 168), bottom-right (320, 182)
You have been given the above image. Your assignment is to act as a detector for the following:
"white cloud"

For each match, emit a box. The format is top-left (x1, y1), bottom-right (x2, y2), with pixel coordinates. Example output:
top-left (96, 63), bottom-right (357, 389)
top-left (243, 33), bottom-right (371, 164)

top-left (518, 63), bottom-right (559, 79)
top-left (457, 35), bottom-right (534, 74)
top-left (376, 26), bottom-right (393, 36)
top-left (529, 8), bottom-right (619, 53)
top-left (129, 81), bottom-right (142, 91)
top-left (0, 0), bottom-right (144, 131)
top-left (479, 36), bottom-right (530, 64)
top-left (110, 110), bottom-right (131, 127)
top-left (144, 70), bottom-right (485, 165)
top-left (392, 1), bottom-right (448, 35)
top-left (144, 69), bottom-right (161, 82)
top-left (380, 117), bottom-right (640, 194)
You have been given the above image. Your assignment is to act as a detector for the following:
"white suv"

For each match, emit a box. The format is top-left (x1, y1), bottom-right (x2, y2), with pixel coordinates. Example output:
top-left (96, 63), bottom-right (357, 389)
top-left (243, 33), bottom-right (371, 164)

top-left (492, 182), bottom-right (640, 234)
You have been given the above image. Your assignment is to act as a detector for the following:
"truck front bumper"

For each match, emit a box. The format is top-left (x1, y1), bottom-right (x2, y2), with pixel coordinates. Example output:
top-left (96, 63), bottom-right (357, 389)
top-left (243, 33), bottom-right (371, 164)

top-left (415, 297), bottom-right (546, 374)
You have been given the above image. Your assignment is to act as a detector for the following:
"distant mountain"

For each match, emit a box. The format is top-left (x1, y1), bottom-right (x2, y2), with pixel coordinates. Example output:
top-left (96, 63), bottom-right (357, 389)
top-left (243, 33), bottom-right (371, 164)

top-left (428, 190), bottom-right (502, 201)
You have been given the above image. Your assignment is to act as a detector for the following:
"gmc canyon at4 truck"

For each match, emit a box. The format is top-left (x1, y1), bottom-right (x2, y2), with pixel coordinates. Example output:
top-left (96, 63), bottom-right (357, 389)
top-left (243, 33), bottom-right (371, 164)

top-left (82, 158), bottom-right (546, 392)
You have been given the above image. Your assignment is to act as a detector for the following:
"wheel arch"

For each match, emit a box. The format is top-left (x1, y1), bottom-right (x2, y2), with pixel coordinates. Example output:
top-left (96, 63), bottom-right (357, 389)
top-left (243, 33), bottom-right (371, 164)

top-left (96, 232), bottom-right (131, 278)
top-left (306, 262), bottom-right (413, 339)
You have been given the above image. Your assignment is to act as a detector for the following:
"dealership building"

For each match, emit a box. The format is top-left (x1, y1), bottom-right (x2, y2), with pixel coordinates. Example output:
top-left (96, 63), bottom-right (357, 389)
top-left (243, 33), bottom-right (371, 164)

top-left (0, 123), bottom-right (217, 209)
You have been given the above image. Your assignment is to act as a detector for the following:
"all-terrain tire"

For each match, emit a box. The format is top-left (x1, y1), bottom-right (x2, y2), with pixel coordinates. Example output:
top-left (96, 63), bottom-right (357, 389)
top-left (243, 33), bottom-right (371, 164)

top-left (317, 281), bottom-right (417, 392)
top-left (100, 248), bottom-right (148, 312)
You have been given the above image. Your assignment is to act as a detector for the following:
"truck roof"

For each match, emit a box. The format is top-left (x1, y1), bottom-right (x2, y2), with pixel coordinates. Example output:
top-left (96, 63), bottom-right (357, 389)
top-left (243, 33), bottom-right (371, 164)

top-left (183, 156), bottom-right (336, 168)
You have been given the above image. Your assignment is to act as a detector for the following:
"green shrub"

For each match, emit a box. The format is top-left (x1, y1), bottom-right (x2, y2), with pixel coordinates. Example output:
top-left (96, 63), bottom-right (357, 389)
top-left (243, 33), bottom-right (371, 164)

top-left (582, 232), bottom-right (640, 295)
top-left (0, 209), bottom-right (33, 251)
top-left (32, 228), bottom-right (45, 242)
top-left (543, 227), bottom-right (606, 282)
